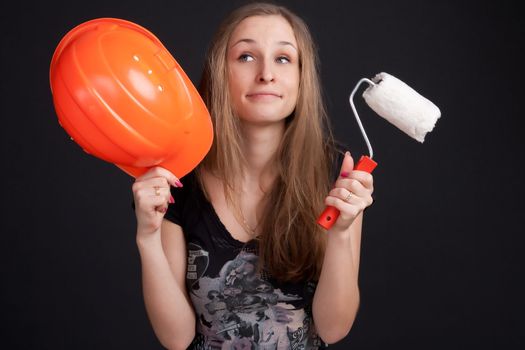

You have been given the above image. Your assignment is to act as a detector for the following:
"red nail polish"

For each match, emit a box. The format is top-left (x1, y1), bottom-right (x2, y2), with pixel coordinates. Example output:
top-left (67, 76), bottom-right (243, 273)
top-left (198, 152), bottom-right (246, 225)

top-left (175, 180), bottom-right (183, 187)
top-left (341, 171), bottom-right (350, 178)
top-left (169, 195), bottom-right (175, 204)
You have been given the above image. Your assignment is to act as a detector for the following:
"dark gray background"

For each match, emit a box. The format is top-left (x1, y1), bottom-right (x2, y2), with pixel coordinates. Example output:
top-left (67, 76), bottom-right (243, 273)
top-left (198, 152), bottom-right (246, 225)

top-left (1, 0), bottom-right (524, 348)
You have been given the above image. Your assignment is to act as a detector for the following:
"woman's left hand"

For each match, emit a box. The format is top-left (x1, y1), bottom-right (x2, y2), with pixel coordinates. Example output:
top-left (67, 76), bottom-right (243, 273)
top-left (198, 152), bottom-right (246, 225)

top-left (324, 151), bottom-right (374, 232)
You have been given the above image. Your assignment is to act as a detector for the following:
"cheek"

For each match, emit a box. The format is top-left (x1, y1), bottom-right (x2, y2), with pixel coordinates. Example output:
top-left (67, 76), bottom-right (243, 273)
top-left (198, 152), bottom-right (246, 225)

top-left (228, 69), bottom-right (247, 97)
top-left (227, 75), bottom-right (246, 116)
top-left (227, 70), bottom-right (236, 93)
top-left (286, 70), bottom-right (300, 97)
top-left (286, 73), bottom-right (300, 106)
top-left (227, 74), bottom-right (241, 102)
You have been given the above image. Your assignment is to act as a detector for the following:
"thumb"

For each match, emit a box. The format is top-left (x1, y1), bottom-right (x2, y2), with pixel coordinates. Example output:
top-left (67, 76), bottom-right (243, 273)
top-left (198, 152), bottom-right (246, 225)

top-left (339, 151), bottom-right (354, 177)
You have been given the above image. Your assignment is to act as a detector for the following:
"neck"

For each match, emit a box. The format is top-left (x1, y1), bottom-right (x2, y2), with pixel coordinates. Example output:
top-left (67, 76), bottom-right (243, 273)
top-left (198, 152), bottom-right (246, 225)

top-left (239, 120), bottom-right (285, 188)
top-left (223, 120), bottom-right (285, 237)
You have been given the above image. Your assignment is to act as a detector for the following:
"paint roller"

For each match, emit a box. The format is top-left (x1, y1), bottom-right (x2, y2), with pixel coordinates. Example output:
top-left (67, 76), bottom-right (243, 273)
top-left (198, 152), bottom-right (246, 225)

top-left (317, 72), bottom-right (441, 229)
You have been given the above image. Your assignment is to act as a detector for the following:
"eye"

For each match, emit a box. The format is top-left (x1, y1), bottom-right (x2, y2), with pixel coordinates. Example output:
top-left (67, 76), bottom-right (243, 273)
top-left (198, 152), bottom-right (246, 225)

top-left (276, 56), bottom-right (291, 64)
top-left (238, 54), bottom-right (255, 62)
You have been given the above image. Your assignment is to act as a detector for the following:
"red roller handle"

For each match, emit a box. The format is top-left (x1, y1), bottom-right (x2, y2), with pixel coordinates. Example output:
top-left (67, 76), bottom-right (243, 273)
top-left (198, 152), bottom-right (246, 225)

top-left (317, 155), bottom-right (378, 230)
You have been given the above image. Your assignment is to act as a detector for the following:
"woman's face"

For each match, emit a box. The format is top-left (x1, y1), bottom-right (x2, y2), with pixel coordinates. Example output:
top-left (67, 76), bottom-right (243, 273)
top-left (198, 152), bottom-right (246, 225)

top-left (227, 15), bottom-right (300, 125)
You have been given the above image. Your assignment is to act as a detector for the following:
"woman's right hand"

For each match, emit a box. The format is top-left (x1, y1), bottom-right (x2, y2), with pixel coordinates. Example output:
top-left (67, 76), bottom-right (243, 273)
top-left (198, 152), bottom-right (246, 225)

top-left (132, 166), bottom-right (183, 236)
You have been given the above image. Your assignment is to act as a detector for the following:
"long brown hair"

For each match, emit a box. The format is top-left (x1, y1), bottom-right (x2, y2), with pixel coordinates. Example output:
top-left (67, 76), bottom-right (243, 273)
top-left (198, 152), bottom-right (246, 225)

top-left (198, 1), bottom-right (337, 282)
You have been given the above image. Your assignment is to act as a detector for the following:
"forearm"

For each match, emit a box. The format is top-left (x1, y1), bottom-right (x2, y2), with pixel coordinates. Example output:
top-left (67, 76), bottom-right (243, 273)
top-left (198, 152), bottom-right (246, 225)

top-left (313, 214), bottom-right (363, 343)
top-left (137, 231), bottom-right (195, 349)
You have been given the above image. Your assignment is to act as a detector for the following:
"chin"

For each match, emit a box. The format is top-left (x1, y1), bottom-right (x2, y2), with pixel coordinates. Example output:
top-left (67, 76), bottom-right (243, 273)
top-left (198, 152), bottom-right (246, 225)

top-left (239, 108), bottom-right (293, 124)
top-left (241, 113), bottom-right (288, 124)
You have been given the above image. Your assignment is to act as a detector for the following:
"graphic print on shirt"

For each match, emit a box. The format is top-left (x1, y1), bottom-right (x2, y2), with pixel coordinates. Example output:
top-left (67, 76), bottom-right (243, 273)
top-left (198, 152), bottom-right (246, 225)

top-left (186, 243), bottom-right (323, 349)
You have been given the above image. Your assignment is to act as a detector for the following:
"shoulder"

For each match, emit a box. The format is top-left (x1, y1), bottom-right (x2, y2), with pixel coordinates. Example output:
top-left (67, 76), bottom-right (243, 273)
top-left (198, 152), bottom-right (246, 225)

top-left (171, 169), bottom-right (204, 201)
top-left (165, 170), bottom-right (204, 226)
top-left (329, 140), bottom-right (348, 181)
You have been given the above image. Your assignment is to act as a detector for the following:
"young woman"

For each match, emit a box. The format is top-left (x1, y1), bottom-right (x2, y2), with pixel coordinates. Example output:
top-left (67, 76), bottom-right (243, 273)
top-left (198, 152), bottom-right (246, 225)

top-left (132, 2), bottom-right (374, 349)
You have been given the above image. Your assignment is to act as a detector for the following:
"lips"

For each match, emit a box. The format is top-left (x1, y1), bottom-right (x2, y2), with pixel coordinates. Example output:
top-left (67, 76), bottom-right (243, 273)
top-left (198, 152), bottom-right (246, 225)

top-left (246, 91), bottom-right (282, 98)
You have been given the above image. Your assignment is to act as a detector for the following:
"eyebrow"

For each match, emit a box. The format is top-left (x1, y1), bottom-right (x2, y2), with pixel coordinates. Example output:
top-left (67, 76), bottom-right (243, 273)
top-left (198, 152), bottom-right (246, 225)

top-left (230, 38), bottom-right (298, 52)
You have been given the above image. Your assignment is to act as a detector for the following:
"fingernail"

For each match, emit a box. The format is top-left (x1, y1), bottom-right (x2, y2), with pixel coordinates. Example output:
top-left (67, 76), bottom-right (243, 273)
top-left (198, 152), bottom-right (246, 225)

top-left (175, 180), bottom-right (183, 187)
top-left (160, 207), bottom-right (167, 213)
top-left (169, 195), bottom-right (175, 204)
top-left (345, 151), bottom-right (351, 157)
top-left (340, 171), bottom-right (350, 178)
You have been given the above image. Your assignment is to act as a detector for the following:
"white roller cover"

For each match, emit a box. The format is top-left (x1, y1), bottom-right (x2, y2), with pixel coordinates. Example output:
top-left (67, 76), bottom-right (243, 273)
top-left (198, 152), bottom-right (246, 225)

top-left (362, 72), bottom-right (441, 143)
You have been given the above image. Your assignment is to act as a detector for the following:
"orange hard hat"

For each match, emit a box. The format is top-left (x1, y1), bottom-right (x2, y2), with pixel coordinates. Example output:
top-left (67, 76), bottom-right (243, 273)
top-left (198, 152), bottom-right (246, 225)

top-left (50, 18), bottom-right (213, 178)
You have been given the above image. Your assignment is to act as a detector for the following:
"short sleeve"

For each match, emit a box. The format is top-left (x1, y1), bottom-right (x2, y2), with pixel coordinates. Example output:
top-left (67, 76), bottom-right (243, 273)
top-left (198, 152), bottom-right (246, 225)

top-left (164, 192), bottom-right (184, 226)
top-left (164, 172), bottom-right (194, 227)
top-left (330, 141), bottom-right (348, 182)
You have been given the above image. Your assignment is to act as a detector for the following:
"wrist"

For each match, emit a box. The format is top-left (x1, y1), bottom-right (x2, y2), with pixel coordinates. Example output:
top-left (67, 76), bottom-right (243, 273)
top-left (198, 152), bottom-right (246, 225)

top-left (327, 227), bottom-right (352, 242)
top-left (136, 227), bottom-right (162, 247)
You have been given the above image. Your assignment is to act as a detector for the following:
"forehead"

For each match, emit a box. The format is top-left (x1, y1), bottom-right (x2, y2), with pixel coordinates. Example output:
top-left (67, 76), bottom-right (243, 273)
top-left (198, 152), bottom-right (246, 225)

top-left (229, 15), bottom-right (297, 47)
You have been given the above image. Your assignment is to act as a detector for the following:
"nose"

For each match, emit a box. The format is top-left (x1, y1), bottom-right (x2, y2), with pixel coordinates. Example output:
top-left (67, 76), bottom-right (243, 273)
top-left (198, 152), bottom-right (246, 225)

top-left (257, 59), bottom-right (274, 83)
